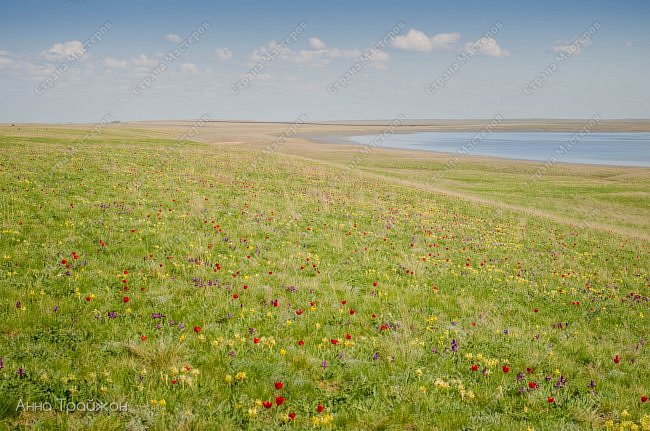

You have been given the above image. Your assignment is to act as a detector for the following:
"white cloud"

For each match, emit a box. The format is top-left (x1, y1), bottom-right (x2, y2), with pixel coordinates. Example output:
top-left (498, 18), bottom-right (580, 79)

top-left (164, 34), bottom-right (183, 44)
top-left (392, 29), bottom-right (460, 52)
top-left (215, 47), bottom-right (232, 60)
top-left (430, 32), bottom-right (462, 50)
top-left (0, 55), bottom-right (15, 69)
top-left (133, 54), bottom-right (158, 67)
top-left (549, 39), bottom-right (590, 55)
top-left (102, 57), bottom-right (128, 68)
top-left (309, 37), bottom-right (327, 50)
top-left (41, 40), bottom-right (86, 61)
top-left (179, 62), bottom-right (199, 75)
top-left (463, 37), bottom-right (509, 57)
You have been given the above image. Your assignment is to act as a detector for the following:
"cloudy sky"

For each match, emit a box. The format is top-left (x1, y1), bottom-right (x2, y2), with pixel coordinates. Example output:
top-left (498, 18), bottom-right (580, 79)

top-left (0, 0), bottom-right (649, 122)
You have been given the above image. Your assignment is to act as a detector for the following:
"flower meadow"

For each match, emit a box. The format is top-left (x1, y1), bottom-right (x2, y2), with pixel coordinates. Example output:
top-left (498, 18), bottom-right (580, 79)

top-left (0, 127), bottom-right (648, 430)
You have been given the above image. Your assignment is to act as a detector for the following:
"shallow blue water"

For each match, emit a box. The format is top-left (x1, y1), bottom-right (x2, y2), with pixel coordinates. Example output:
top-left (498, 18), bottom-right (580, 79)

top-left (345, 132), bottom-right (650, 167)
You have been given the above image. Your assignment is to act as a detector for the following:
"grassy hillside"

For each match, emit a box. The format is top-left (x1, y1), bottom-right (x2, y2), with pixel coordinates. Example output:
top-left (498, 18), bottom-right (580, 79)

top-left (0, 126), bottom-right (648, 430)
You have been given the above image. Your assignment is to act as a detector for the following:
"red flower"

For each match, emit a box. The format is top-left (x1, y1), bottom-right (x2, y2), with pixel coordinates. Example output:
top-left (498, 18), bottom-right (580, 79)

top-left (85, 296), bottom-right (91, 302)
top-left (275, 396), bottom-right (285, 406)
top-left (341, 300), bottom-right (347, 305)
top-left (141, 335), bottom-right (147, 341)
top-left (193, 326), bottom-right (201, 333)
top-left (349, 309), bottom-right (355, 315)
top-left (263, 401), bottom-right (272, 409)
top-left (502, 365), bottom-right (510, 373)
top-left (345, 333), bottom-right (351, 340)
top-left (641, 395), bottom-right (648, 403)
top-left (547, 397), bottom-right (555, 403)
top-left (526, 367), bottom-right (534, 374)
top-left (373, 282), bottom-right (378, 287)
top-left (171, 379), bottom-right (178, 384)
top-left (613, 355), bottom-right (620, 364)
top-left (317, 404), bottom-right (324, 413)
top-left (288, 412), bottom-right (296, 420)
top-left (534, 308), bottom-right (539, 313)
top-left (471, 364), bottom-right (478, 372)
top-left (254, 337), bottom-right (260, 344)
top-left (331, 339), bottom-right (338, 345)
top-left (528, 382), bottom-right (537, 389)
top-left (296, 309), bottom-right (303, 315)
top-left (122, 296), bottom-right (129, 303)
top-left (275, 381), bottom-right (284, 390)
top-left (233, 293), bottom-right (239, 299)
top-left (298, 340), bottom-right (304, 346)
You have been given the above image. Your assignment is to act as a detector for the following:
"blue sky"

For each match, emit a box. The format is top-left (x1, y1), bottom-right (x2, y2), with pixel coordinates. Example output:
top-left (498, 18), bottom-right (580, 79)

top-left (1, 0), bottom-right (649, 122)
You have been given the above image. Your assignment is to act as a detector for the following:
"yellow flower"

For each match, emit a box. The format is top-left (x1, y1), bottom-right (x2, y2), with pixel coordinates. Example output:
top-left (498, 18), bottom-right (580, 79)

top-left (235, 371), bottom-right (247, 381)
top-left (224, 374), bottom-right (233, 384)
top-left (415, 369), bottom-right (424, 377)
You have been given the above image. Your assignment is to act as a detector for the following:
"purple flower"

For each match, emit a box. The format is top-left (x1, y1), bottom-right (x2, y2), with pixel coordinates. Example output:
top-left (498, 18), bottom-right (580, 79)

top-left (555, 375), bottom-right (567, 389)
top-left (372, 352), bottom-right (380, 360)
top-left (0, 357), bottom-right (4, 369)
top-left (451, 339), bottom-right (458, 352)
top-left (516, 371), bottom-right (524, 382)
top-left (53, 306), bottom-right (59, 312)
top-left (321, 361), bottom-right (328, 369)
top-left (107, 311), bottom-right (117, 319)
top-left (17, 368), bottom-right (26, 378)
top-left (177, 323), bottom-right (185, 330)
top-left (15, 301), bottom-right (22, 309)
top-left (151, 313), bottom-right (163, 319)
top-left (503, 329), bottom-right (509, 335)
top-left (229, 350), bottom-right (236, 357)
top-left (588, 380), bottom-right (596, 389)
top-left (248, 327), bottom-right (255, 334)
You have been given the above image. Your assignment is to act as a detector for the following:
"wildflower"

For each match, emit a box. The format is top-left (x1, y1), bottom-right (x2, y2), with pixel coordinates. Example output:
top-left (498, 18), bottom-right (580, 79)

top-left (642, 395), bottom-right (648, 403)
top-left (235, 372), bottom-right (246, 381)
top-left (317, 404), bottom-right (325, 413)
top-left (502, 365), bottom-right (510, 373)
top-left (224, 374), bottom-right (233, 384)
top-left (547, 397), bottom-right (555, 403)
top-left (275, 396), bottom-right (285, 406)
top-left (275, 381), bottom-right (284, 390)
top-left (263, 401), bottom-right (272, 409)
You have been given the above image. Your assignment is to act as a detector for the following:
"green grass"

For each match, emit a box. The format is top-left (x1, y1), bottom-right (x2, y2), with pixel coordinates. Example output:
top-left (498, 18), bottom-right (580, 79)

top-left (0, 126), bottom-right (649, 430)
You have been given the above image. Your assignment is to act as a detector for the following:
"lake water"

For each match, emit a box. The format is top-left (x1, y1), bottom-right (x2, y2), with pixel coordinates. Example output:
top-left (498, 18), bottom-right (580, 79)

top-left (345, 132), bottom-right (650, 167)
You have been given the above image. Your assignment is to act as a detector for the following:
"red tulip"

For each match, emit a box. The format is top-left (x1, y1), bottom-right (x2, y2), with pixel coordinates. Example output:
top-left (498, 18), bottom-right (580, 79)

top-left (122, 296), bottom-right (129, 303)
top-left (141, 335), bottom-right (147, 341)
top-left (263, 401), bottom-right (272, 409)
top-left (317, 404), bottom-right (324, 413)
top-left (296, 309), bottom-right (303, 315)
top-left (502, 365), bottom-right (510, 373)
top-left (528, 382), bottom-right (537, 389)
top-left (275, 381), bottom-right (284, 390)
top-left (254, 337), bottom-right (260, 344)
top-left (298, 340), bottom-right (304, 346)
top-left (345, 333), bottom-right (351, 340)
top-left (288, 412), bottom-right (296, 420)
top-left (349, 309), bottom-right (355, 315)
top-left (547, 397), bottom-right (555, 403)
top-left (613, 355), bottom-right (620, 364)
top-left (471, 364), bottom-right (478, 372)
top-left (275, 396), bottom-right (285, 406)
top-left (193, 326), bottom-right (201, 333)
top-left (641, 395), bottom-right (648, 403)
top-left (331, 339), bottom-right (338, 345)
